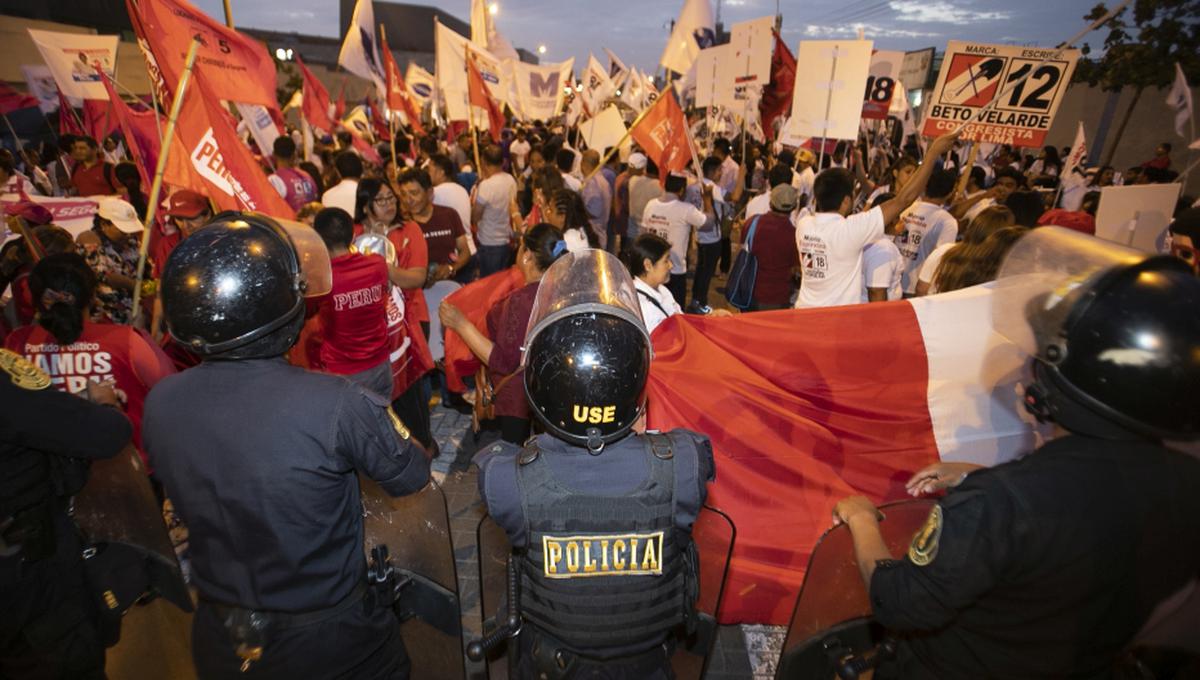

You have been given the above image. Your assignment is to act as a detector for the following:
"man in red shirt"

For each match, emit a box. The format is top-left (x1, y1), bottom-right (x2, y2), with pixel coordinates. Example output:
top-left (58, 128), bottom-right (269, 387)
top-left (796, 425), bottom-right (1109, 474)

top-left (312, 207), bottom-right (392, 397)
top-left (745, 184), bottom-right (800, 310)
top-left (69, 136), bottom-right (118, 197)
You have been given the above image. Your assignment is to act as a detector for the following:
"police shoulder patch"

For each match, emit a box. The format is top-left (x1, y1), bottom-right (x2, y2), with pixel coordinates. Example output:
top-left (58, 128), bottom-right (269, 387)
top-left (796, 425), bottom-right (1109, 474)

top-left (0, 348), bottom-right (50, 390)
top-left (907, 505), bottom-right (943, 567)
top-left (542, 531), bottom-right (665, 579)
top-left (387, 409), bottom-right (411, 440)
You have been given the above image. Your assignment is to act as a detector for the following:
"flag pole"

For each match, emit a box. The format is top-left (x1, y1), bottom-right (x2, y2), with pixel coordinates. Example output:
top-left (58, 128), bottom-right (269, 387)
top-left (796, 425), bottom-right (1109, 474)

top-left (817, 45), bottom-right (840, 172)
top-left (380, 23), bottom-right (398, 173)
top-left (131, 38), bottom-right (201, 323)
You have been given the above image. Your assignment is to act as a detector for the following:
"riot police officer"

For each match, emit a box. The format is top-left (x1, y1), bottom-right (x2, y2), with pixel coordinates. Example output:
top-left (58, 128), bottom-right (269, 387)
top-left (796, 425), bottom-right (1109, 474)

top-left (0, 351), bottom-right (131, 679)
top-left (832, 227), bottom-right (1200, 678)
top-left (142, 212), bottom-right (430, 679)
top-left (476, 248), bottom-right (715, 678)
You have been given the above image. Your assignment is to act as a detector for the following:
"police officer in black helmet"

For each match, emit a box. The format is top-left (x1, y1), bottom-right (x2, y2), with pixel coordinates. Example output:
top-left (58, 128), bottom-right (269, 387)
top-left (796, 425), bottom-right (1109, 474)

top-left (476, 248), bottom-right (716, 679)
top-left (830, 227), bottom-right (1200, 678)
top-left (143, 212), bottom-right (430, 679)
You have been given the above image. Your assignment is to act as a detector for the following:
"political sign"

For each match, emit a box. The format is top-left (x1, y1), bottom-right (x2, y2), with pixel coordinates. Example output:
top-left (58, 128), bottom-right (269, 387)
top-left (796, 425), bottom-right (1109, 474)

top-left (694, 44), bottom-right (730, 109)
top-left (512, 58), bottom-right (574, 122)
top-left (28, 29), bottom-right (118, 101)
top-left (725, 16), bottom-right (774, 97)
top-left (1095, 184), bottom-right (1182, 254)
top-left (921, 41), bottom-right (1079, 147)
top-left (862, 50), bottom-right (904, 120)
top-left (899, 47), bottom-right (935, 92)
top-left (784, 40), bottom-right (873, 142)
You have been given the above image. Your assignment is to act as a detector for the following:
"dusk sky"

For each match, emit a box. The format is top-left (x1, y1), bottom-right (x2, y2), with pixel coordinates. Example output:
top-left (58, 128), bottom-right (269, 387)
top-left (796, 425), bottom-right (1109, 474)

top-left (191, 0), bottom-right (1108, 73)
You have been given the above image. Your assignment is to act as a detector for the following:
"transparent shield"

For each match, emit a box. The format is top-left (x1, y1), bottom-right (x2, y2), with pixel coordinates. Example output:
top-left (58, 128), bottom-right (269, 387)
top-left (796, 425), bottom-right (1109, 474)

top-left (275, 217), bottom-right (333, 297)
top-left (523, 249), bottom-right (647, 352)
top-left (476, 505), bottom-right (734, 680)
top-left (773, 499), bottom-right (936, 680)
top-left (992, 227), bottom-right (1145, 357)
top-left (360, 478), bottom-right (466, 680)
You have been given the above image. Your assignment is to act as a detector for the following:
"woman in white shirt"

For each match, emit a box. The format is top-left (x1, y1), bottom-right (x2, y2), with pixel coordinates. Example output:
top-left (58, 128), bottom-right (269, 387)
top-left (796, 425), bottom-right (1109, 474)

top-left (624, 233), bottom-right (682, 333)
top-left (914, 205), bottom-right (1016, 296)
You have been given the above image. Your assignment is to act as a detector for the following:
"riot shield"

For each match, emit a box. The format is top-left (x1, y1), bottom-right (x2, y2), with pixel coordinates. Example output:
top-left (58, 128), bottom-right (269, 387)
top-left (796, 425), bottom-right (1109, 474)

top-left (72, 445), bottom-right (196, 680)
top-left (360, 476), bottom-right (467, 680)
top-left (475, 504), bottom-right (735, 680)
top-left (774, 499), bottom-right (935, 680)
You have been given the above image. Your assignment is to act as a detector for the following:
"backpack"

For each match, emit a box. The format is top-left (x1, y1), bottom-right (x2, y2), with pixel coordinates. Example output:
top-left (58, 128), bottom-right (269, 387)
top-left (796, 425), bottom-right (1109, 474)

top-left (723, 215), bottom-right (761, 311)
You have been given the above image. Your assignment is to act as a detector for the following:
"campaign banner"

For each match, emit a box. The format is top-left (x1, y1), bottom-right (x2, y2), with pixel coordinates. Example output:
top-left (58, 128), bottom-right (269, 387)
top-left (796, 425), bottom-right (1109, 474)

top-left (2, 195), bottom-right (98, 238)
top-left (28, 29), bottom-right (118, 101)
top-left (512, 58), bottom-right (574, 122)
top-left (435, 22), bottom-right (507, 109)
top-left (21, 65), bottom-right (59, 113)
top-left (405, 63), bottom-right (436, 106)
top-left (785, 40), bottom-right (873, 142)
top-left (862, 50), bottom-right (904, 120)
top-left (899, 47), bottom-right (935, 92)
top-left (921, 41), bottom-right (1079, 147)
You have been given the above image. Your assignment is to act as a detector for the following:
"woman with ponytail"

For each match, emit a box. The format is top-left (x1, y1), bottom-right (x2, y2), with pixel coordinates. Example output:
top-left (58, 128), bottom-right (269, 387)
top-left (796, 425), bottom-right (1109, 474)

top-left (438, 223), bottom-right (568, 443)
top-left (542, 187), bottom-right (599, 252)
top-left (5, 253), bottom-right (175, 469)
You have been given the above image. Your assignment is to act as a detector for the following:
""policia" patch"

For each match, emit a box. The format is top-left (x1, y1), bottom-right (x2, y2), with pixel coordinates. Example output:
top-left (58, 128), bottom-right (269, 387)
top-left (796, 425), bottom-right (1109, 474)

top-left (542, 532), bottom-right (664, 579)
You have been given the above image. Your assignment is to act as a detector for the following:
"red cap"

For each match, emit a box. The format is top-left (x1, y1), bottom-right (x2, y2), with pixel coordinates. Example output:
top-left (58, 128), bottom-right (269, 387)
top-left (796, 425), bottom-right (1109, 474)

top-left (4, 201), bottom-right (54, 225)
top-left (164, 190), bottom-right (210, 219)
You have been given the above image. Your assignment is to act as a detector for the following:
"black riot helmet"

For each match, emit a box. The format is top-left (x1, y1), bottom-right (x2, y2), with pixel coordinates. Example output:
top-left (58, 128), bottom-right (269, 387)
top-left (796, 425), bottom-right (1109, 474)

top-left (161, 211), bottom-right (332, 359)
top-left (523, 249), bottom-right (652, 452)
top-left (994, 227), bottom-right (1200, 441)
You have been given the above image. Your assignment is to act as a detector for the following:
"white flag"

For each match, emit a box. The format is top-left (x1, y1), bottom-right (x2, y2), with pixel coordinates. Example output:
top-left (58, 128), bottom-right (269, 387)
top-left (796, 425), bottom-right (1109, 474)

top-left (470, 0), bottom-right (520, 62)
top-left (580, 105), bottom-right (629, 156)
top-left (604, 48), bottom-right (629, 89)
top-left (20, 64), bottom-right (59, 113)
top-left (581, 54), bottom-right (615, 116)
top-left (235, 103), bottom-right (282, 163)
top-left (512, 58), bottom-right (575, 122)
top-left (659, 0), bottom-right (716, 75)
top-left (1062, 121), bottom-right (1088, 178)
top-left (1167, 62), bottom-right (1193, 138)
top-left (28, 29), bottom-right (119, 102)
top-left (338, 0), bottom-right (386, 97)
top-left (405, 63), bottom-right (435, 106)
top-left (282, 89), bottom-right (303, 113)
top-left (621, 67), bottom-right (644, 111)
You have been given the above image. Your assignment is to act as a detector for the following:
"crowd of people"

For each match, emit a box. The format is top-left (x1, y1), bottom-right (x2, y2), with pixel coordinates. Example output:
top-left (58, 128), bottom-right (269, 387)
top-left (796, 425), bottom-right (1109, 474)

top-left (3, 87), bottom-right (1200, 679)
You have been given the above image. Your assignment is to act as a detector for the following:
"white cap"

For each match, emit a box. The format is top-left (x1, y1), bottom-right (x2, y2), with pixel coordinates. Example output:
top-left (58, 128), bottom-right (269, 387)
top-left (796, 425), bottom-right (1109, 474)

top-left (96, 197), bottom-right (144, 234)
top-left (628, 152), bottom-right (647, 170)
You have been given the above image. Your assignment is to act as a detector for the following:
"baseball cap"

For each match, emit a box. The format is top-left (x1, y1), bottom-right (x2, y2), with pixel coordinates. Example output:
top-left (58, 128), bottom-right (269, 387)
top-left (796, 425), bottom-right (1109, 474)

top-left (96, 197), bottom-right (144, 233)
top-left (796, 149), bottom-right (816, 166)
top-left (164, 190), bottom-right (210, 219)
top-left (770, 184), bottom-right (799, 213)
top-left (628, 153), bottom-right (648, 170)
top-left (3, 201), bottom-right (53, 225)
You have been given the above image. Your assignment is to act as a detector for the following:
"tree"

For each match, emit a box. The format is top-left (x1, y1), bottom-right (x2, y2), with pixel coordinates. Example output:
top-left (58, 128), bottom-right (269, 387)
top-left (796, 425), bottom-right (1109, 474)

top-left (1072, 0), bottom-right (1200, 165)
top-left (276, 61), bottom-right (302, 110)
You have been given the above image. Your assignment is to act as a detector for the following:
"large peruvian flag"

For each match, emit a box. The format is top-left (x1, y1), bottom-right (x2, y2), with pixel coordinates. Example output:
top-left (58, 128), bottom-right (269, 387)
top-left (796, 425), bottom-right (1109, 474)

top-left (646, 284), bottom-right (1039, 624)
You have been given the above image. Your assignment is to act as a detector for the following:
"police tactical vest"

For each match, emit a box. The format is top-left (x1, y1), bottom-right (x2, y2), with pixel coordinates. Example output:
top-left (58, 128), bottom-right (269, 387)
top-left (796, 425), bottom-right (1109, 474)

top-left (515, 433), bottom-right (695, 655)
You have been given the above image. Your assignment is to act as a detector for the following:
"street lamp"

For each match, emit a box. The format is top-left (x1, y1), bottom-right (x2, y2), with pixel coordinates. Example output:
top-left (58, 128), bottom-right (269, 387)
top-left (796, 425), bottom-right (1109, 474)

top-left (537, 44), bottom-right (547, 55)
top-left (488, 2), bottom-right (498, 15)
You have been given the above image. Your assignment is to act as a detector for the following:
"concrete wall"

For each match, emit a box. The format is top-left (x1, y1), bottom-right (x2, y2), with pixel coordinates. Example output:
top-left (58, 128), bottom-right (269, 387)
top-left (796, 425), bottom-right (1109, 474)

top-left (1044, 81), bottom-right (1200, 197)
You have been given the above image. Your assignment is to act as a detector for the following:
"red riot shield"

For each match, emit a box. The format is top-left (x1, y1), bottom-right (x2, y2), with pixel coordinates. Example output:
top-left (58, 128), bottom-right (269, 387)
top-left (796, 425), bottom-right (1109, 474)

top-left (773, 499), bottom-right (935, 680)
top-left (476, 505), bottom-right (735, 680)
top-left (361, 477), bottom-right (467, 680)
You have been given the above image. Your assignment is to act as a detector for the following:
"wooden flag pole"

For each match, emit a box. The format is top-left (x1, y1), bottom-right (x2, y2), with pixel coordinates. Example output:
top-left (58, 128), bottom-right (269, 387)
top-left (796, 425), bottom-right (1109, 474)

top-left (817, 45), bottom-right (840, 172)
top-left (130, 38), bottom-right (201, 323)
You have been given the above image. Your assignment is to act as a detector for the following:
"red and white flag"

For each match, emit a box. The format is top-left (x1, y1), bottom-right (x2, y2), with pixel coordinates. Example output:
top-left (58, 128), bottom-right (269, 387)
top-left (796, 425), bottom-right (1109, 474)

top-left (295, 55), bottom-right (336, 134)
top-left (629, 90), bottom-right (694, 185)
top-left (467, 50), bottom-right (505, 143)
top-left (380, 31), bottom-right (425, 135)
top-left (646, 285), bottom-right (1038, 624)
top-left (125, 0), bottom-right (278, 109)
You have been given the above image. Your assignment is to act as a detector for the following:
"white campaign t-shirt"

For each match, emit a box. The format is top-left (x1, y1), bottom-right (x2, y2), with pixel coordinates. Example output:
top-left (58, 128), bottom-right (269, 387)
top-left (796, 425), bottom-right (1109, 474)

top-left (795, 207), bottom-right (886, 308)
top-left (635, 277), bottom-right (682, 333)
top-left (561, 171), bottom-right (582, 192)
top-left (962, 195), bottom-right (995, 224)
top-left (474, 172), bottom-right (517, 247)
top-left (862, 238), bottom-right (904, 302)
top-left (509, 139), bottom-right (531, 169)
top-left (916, 242), bottom-right (956, 295)
top-left (894, 201), bottom-right (959, 294)
top-left (642, 196), bottom-right (707, 275)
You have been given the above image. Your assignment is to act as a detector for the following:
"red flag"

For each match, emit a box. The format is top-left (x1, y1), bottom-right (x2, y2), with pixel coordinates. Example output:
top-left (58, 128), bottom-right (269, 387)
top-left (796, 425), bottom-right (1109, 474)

top-left (58, 91), bottom-right (85, 137)
top-left (82, 99), bottom-right (118, 144)
top-left (295, 55), bottom-right (335, 134)
top-left (380, 33), bottom-right (425, 136)
top-left (0, 82), bottom-right (38, 114)
top-left (368, 97), bottom-right (390, 142)
top-left (125, 0), bottom-right (278, 109)
top-left (466, 50), bottom-right (504, 144)
top-left (759, 31), bottom-right (796, 141)
top-left (168, 71), bottom-right (295, 218)
top-left (629, 90), bottom-right (693, 186)
top-left (98, 69), bottom-right (167, 189)
top-left (334, 81), bottom-right (347, 122)
top-left (442, 266), bottom-right (526, 392)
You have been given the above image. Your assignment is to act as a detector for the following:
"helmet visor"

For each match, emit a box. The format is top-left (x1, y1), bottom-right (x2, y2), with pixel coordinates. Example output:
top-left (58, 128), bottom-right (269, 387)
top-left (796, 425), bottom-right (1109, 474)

top-left (992, 226), bottom-right (1146, 356)
top-left (276, 218), bottom-right (333, 297)
top-left (524, 248), bottom-right (647, 352)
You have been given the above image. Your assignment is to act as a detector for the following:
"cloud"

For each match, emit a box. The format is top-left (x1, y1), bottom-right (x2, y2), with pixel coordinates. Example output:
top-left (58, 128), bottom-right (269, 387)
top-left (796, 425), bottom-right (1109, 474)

top-left (888, 1), bottom-right (1011, 23)
top-left (795, 23), bottom-right (941, 39)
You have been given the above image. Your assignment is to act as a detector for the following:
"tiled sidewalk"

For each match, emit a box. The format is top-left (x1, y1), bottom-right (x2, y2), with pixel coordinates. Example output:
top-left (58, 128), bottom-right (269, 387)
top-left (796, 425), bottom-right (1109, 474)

top-left (427, 403), bottom-right (781, 679)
